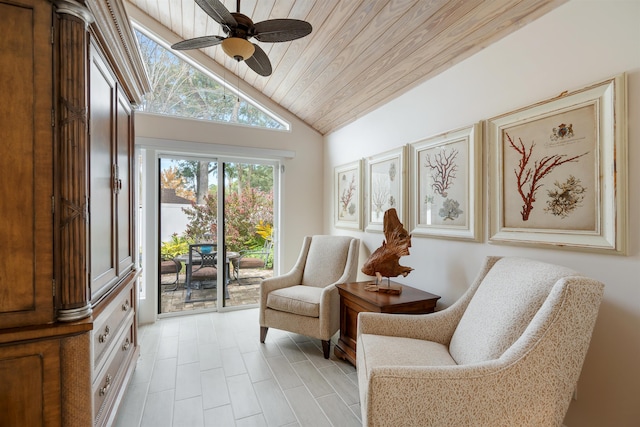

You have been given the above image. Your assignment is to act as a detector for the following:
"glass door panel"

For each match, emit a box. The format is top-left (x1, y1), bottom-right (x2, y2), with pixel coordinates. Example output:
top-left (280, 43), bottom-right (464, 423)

top-left (159, 157), bottom-right (223, 314)
top-left (222, 162), bottom-right (274, 307)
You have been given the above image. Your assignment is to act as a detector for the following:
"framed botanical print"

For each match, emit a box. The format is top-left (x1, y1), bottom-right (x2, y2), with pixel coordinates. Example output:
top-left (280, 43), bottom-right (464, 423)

top-left (488, 74), bottom-right (627, 254)
top-left (409, 123), bottom-right (482, 241)
top-left (365, 146), bottom-right (407, 232)
top-left (334, 160), bottom-right (363, 230)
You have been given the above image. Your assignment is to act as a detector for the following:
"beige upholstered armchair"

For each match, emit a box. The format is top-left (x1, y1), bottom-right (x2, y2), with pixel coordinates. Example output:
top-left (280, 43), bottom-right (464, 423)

top-left (357, 256), bottom-right (604, 426)
top-left (259, 235), bottom-right (359, 358)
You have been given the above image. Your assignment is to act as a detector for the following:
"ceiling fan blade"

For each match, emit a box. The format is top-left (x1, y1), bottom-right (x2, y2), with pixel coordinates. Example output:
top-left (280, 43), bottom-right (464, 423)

top-left (195, 0), bottom-right (237, 28)
top-left (253, 19), bottom-right (312, 42)
top-left (171, 35), bottom-right (225, 50)
top-left (245, 44), bottom-right (272, 76)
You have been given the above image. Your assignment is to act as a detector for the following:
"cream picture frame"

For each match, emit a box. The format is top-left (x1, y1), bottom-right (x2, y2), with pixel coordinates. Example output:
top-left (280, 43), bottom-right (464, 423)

top-left (488, 74), bottom-right (627, 254)
top-left (409, 123), bottom-right (482, 241)
top-left (365, 147), bottom-right (407, 233)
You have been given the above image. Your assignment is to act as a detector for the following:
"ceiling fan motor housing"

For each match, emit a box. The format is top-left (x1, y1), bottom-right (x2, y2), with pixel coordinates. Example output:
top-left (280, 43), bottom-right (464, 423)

top-left (224, 13), bottom-right (255, 39)
top-left (221, 13), bottom-right (255, 61)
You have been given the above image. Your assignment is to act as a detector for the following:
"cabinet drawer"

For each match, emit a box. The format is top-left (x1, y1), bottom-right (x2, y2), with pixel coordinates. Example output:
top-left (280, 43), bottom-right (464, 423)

top-left (93, 316), bottom-right (134, 425)
top-left (93, 282), bottom-right (134, 368)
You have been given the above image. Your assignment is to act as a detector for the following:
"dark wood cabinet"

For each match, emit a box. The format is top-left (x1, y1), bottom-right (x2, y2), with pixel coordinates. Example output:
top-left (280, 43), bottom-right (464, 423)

top-left (89, 43), bottom-right (119, 300)
top-left (0, 0), bottom-right (55, 330)
top-left (335, 281), bottom-right (441, 366)
top-left (88, 44), bottom-right (136, 303)
top-left (0, 0), bottom-right (149, 425)
top-left (116, 90), bottom-right (135, 276)
top-left (89, 38), bottom-right (134, 303)
top-left (0, 339), bottom-right (62, 426)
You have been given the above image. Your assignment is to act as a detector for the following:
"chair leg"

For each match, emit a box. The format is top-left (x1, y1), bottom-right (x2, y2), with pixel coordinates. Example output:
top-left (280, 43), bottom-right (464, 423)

top-left (321, 340), bottom-right (330, 359)
top-left (260, 326), bottom-right (268, 343)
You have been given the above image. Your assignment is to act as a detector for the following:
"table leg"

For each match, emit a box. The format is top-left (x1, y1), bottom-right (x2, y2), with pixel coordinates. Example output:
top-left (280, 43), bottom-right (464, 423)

top-left (185, 263), bottom-right (192, 302)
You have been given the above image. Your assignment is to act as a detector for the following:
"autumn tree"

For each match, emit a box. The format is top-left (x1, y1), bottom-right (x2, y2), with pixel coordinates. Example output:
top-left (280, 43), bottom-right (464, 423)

top-left (169, 160), bottom-right (217, 204)
top-left (182, 188), bottom-right (273, 252)
top-left (506, 133), bottom-right (588, 221)
top-left (160, 166), bottom-right (194, 200)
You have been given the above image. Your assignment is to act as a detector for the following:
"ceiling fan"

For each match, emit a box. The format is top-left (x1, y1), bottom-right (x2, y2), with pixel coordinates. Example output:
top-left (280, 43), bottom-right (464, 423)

top-left (171, 0), bottom-right (312, 77)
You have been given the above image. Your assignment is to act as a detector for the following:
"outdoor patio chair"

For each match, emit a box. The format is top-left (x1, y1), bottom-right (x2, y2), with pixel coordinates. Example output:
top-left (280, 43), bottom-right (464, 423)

top-left (231, 240), bottom-right (272, 284)
top-left (186, 243), bottom-right (218, 302)
top-left (160, 256), bottom-right (181, 291)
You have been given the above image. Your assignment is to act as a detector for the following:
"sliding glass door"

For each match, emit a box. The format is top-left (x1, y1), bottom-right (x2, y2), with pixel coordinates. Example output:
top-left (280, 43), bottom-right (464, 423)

top-left (158, 155), bottom-right (275, 314)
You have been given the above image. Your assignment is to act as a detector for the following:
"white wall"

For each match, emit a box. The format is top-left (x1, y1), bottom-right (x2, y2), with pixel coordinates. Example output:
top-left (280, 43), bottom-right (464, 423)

top-left (160, 203), bottom-right (190, 242)
top-left (325, 1), bottom-right (640, 425)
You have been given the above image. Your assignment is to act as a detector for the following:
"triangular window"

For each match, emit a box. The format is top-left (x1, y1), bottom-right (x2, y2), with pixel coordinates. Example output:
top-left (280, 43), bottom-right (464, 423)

top-left (134, 28), bottom-right (288, 130)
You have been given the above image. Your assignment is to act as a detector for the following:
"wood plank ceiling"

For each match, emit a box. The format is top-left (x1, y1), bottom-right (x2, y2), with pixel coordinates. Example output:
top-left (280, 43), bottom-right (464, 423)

top-left (127, 0), bottom-right (566, 135)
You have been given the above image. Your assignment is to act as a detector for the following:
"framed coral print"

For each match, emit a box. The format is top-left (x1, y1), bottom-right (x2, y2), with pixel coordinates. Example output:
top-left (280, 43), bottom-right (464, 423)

top-left (365, 147), bottom-right (407, 233)
top-left (488, 74), bottom-right (627, 254)
top-left (334, 160), bottom-right (363, 230)
top-left (409, 123), bottom-right (482, 241)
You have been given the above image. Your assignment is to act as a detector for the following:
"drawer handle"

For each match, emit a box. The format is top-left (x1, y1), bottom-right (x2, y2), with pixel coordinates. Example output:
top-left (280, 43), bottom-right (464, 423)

top-left (122, 299), bottom-right (130, 312)
top-left (122, 338), bottom-right (131, 352)
top-left (98, 325), bottom-right (110, 343)
top-left (99, 374), bottom-right (112, 397)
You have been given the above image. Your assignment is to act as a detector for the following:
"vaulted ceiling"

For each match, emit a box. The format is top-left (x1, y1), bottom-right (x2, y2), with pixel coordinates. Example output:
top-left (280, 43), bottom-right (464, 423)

top-left (126, 0), bottom-right (566, 135)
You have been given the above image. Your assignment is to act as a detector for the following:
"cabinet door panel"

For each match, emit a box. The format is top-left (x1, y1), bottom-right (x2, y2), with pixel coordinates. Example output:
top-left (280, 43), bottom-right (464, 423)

top-left (0, 339), bottom-right (61, 427)
top-left (0, 0), bottom-right (54, 327)
top-left (116, 92), bottom-right (134, 274)
top-left (89, 46), bottom-right (117, 301)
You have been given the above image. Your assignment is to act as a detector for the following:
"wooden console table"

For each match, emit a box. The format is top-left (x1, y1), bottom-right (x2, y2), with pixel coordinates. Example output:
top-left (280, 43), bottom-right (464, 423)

top-left (335, 281), bottom-right (441, 366)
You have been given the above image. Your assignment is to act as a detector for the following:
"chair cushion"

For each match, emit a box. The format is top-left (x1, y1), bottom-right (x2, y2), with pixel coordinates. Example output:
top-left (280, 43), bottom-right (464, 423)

top-left (267, 285), bottom-right (324, 318)
top-left (191, 267), bottom-right (217, 279)
top-left (301, 236), bottom-right (352, 288)
top-left (359, 334), bottom-right (457, 378)
top-left (239, 257), bottom-right (265, 268)
top-left (160, 260), bottom-right (179, 274)
top-left (449, 257), bottom-right (578, 365)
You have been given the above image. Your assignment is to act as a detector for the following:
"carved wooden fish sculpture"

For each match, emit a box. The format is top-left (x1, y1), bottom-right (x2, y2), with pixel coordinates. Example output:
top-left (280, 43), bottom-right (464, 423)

top-left (361, 208), bottom-right (414, 278)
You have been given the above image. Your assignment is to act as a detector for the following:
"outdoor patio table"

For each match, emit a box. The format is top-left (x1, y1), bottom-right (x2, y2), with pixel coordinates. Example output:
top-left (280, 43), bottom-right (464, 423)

top-left (174, 251), bottom-right (239, 289)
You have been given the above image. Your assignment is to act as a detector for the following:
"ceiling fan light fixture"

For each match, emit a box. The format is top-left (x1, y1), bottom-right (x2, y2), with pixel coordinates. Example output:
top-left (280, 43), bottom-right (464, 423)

top-left (221, 37), bottom-right (255, 61)
top-left (173, 0), bottom-right (311, 76)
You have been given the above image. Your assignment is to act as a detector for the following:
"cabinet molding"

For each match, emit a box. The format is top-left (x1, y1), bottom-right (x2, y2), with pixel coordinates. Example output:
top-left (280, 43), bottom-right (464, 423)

top-left (86, 0), bottom-right (150, 104)
top-left (55, 3), bottom-right (93, 322)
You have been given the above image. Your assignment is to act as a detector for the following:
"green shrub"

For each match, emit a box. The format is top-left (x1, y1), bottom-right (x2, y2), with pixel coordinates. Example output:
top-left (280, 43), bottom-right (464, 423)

top-left (161, 233), bottom-right (192, 258)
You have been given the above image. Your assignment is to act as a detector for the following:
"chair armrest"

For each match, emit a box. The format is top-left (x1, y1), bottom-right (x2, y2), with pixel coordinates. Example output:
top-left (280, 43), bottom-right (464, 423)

top-left (358, 309), bottom-right (462, 346)
top-left (319, 284), bottom-right (340, 312)
top-left (318, 284), bottom-right (341, 339)
top-left (261, 271), bottom-right (301, 294)
top-left (363, 360), bottom-right (517, 426)
top-left (259, 270), bottom-right (305, 326)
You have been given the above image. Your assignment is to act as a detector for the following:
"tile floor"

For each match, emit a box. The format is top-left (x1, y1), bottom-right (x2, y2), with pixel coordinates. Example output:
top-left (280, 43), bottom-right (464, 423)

top-left (113, 308), bottom-right (362, 427)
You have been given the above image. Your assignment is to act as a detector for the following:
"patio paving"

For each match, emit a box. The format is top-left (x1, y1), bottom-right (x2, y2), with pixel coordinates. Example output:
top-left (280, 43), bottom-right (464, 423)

top-left (160, 268), bottom-right (272, 314)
